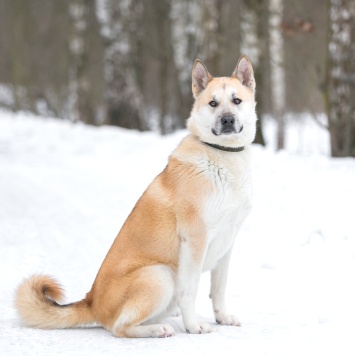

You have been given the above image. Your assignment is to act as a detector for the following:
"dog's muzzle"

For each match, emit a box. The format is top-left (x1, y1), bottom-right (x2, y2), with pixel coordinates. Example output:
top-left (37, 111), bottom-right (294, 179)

top-left (213, 114), bottom-right (243, 135)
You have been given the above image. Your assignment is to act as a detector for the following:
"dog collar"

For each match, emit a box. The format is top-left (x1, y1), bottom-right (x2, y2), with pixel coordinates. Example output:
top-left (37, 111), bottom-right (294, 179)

top-left (202, 141), bottom-right (245, 152)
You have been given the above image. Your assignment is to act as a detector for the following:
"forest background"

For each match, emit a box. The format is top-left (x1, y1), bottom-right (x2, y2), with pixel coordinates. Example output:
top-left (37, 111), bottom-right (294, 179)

top-left (0, 0), bottom-right (354, 157)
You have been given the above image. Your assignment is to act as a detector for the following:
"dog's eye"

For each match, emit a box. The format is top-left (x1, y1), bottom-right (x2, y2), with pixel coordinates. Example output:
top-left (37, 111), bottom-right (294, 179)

top-left (209, 100), bottom-right (218, 107)
top-left (233, 98), bottom-right (242, 105)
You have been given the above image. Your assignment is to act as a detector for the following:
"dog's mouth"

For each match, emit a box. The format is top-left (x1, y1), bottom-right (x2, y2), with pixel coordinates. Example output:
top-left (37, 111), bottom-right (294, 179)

top-left (212, 124), bottom-right (243, 136)
top-left (212, 127), bottom-right (234, 135)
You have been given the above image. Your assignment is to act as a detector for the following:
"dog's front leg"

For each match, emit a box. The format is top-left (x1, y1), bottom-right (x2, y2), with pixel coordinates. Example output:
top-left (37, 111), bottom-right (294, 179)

top-left (178, 242), bottom-right (213, 334)
top-left (210, 248), bottom-right (241, 326)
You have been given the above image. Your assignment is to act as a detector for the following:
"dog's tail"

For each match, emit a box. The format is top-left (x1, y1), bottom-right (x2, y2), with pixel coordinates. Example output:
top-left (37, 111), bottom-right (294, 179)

top-left (15, 274), bottom-right (94, 329)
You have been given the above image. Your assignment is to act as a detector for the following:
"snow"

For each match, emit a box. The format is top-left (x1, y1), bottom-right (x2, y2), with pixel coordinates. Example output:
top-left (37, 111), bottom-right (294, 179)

top-left (1, 110), bottom-right (354, 355)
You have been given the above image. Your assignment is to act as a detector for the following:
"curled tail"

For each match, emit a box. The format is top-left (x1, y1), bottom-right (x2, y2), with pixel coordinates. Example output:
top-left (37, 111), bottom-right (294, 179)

top-left (15, 274), bottom-right (94, 329)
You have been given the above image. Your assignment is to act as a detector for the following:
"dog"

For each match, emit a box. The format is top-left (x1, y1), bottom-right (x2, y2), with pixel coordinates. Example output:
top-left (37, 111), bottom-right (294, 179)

top-left (15, 54), bottom-right (257, 338)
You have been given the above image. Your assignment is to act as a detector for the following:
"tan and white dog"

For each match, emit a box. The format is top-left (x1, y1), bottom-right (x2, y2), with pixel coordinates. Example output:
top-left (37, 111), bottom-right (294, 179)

top-left (15, 54), bottom-right (257, 338)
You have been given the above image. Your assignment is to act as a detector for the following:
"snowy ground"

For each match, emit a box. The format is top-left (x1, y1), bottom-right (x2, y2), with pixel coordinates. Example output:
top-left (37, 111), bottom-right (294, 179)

top-left (0, 111), bottom-right (354, 355)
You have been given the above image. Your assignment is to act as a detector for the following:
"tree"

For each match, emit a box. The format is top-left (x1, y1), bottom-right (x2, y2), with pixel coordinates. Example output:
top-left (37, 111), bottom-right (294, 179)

top-left (324, 0), bottom-right (355, 157)
top-left (142, 0), bottom-right (185, 133)
top-left (243, 0), bottom-right (270, 146)
top-left (96, 0), bottom-right (146, 130)
top-left (70, 0), bottom-right (105, 125)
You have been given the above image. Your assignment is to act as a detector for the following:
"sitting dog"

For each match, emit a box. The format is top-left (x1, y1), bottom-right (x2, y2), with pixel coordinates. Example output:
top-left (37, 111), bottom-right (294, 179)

top-left (16, 54), bottom-right (257, 338)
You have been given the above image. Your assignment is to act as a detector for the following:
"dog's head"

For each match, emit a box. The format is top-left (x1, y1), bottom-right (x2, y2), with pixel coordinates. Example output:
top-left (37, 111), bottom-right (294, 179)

top-left (187, 55), bottom-right (257, 148)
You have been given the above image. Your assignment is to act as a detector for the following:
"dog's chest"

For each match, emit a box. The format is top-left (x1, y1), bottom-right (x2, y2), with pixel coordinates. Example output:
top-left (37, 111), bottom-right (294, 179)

top-left (200, 153), bottom-right (252, 271)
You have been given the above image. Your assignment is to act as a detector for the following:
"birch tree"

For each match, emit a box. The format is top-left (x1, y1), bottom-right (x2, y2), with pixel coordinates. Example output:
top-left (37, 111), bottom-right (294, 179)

top-left (325, 0), bottom-right (355, 157)
top-left (96, 0), bottom-right (146, 129)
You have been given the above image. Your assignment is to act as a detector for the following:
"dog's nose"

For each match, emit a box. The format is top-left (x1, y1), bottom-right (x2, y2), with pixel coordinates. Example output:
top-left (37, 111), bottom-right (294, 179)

top-left (221, 115), bottom-right (235, 127)
top-left (220, 114), bottom-right (236, 134)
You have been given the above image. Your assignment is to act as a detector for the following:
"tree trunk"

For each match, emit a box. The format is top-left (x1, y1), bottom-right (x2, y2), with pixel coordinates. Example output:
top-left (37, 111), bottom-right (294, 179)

top-left (270, 0), bottom-right (285, 150)
top-left (326, 0), bottom-right (355, 157)
top-left (97, 0), bottom-right (145, 130)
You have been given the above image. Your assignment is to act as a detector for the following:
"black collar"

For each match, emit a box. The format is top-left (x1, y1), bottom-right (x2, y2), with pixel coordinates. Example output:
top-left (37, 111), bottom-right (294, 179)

top-left (202, 141), bottom-right (245, 152)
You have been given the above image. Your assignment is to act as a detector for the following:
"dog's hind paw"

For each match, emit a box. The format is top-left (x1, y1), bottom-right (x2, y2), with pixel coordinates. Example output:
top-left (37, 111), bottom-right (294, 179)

top-left (153, 324), bottom-right (176, 338)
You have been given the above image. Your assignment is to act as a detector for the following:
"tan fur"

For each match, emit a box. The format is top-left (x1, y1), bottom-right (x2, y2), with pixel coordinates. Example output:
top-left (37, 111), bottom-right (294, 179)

top-left (15, 54), bottom-right (257, 338)
top-left (87, 137), bottom-right (214, 330)
top-left (15, 275), bottom-right (93, 328)
top-left (191, 77), bottom-right (254, 113)
top-left (16, 139), bottom-right (213, 331)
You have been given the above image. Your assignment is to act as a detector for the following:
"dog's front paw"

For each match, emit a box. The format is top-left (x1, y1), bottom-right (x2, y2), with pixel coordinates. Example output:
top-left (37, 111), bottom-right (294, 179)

top-left (216, 313), bottom-right (241, 326)
top-left (186, 321), bottom-right (213, 334)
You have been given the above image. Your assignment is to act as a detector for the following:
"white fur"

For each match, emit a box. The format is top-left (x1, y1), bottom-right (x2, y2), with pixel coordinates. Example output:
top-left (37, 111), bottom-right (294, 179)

top-left (176, 241), bottom-right (213, 334)
top-left (203, 149), bottom-right (253, 270)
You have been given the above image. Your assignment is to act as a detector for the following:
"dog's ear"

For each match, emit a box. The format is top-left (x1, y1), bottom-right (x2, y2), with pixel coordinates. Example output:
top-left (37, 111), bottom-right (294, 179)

top-left (192, 59), bottom-right (213, 98)
top-left (232, 54), bottom-right (256, 91)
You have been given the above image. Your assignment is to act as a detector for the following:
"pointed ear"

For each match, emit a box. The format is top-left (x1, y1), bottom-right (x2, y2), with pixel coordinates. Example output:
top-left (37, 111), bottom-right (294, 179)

top-left (192, 59), bottom-right (213, 98)
top-left (232, 54), bottom-right (256, 91)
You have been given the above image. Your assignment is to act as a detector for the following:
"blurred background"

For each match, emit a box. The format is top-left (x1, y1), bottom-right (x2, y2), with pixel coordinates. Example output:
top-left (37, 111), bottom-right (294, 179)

top-left (0, 0), bottom-right (354, 157)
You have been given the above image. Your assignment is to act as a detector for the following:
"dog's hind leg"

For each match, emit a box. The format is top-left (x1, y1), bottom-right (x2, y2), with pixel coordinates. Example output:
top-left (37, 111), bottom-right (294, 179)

top-left (112, 265), bottom-right (175, 338)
